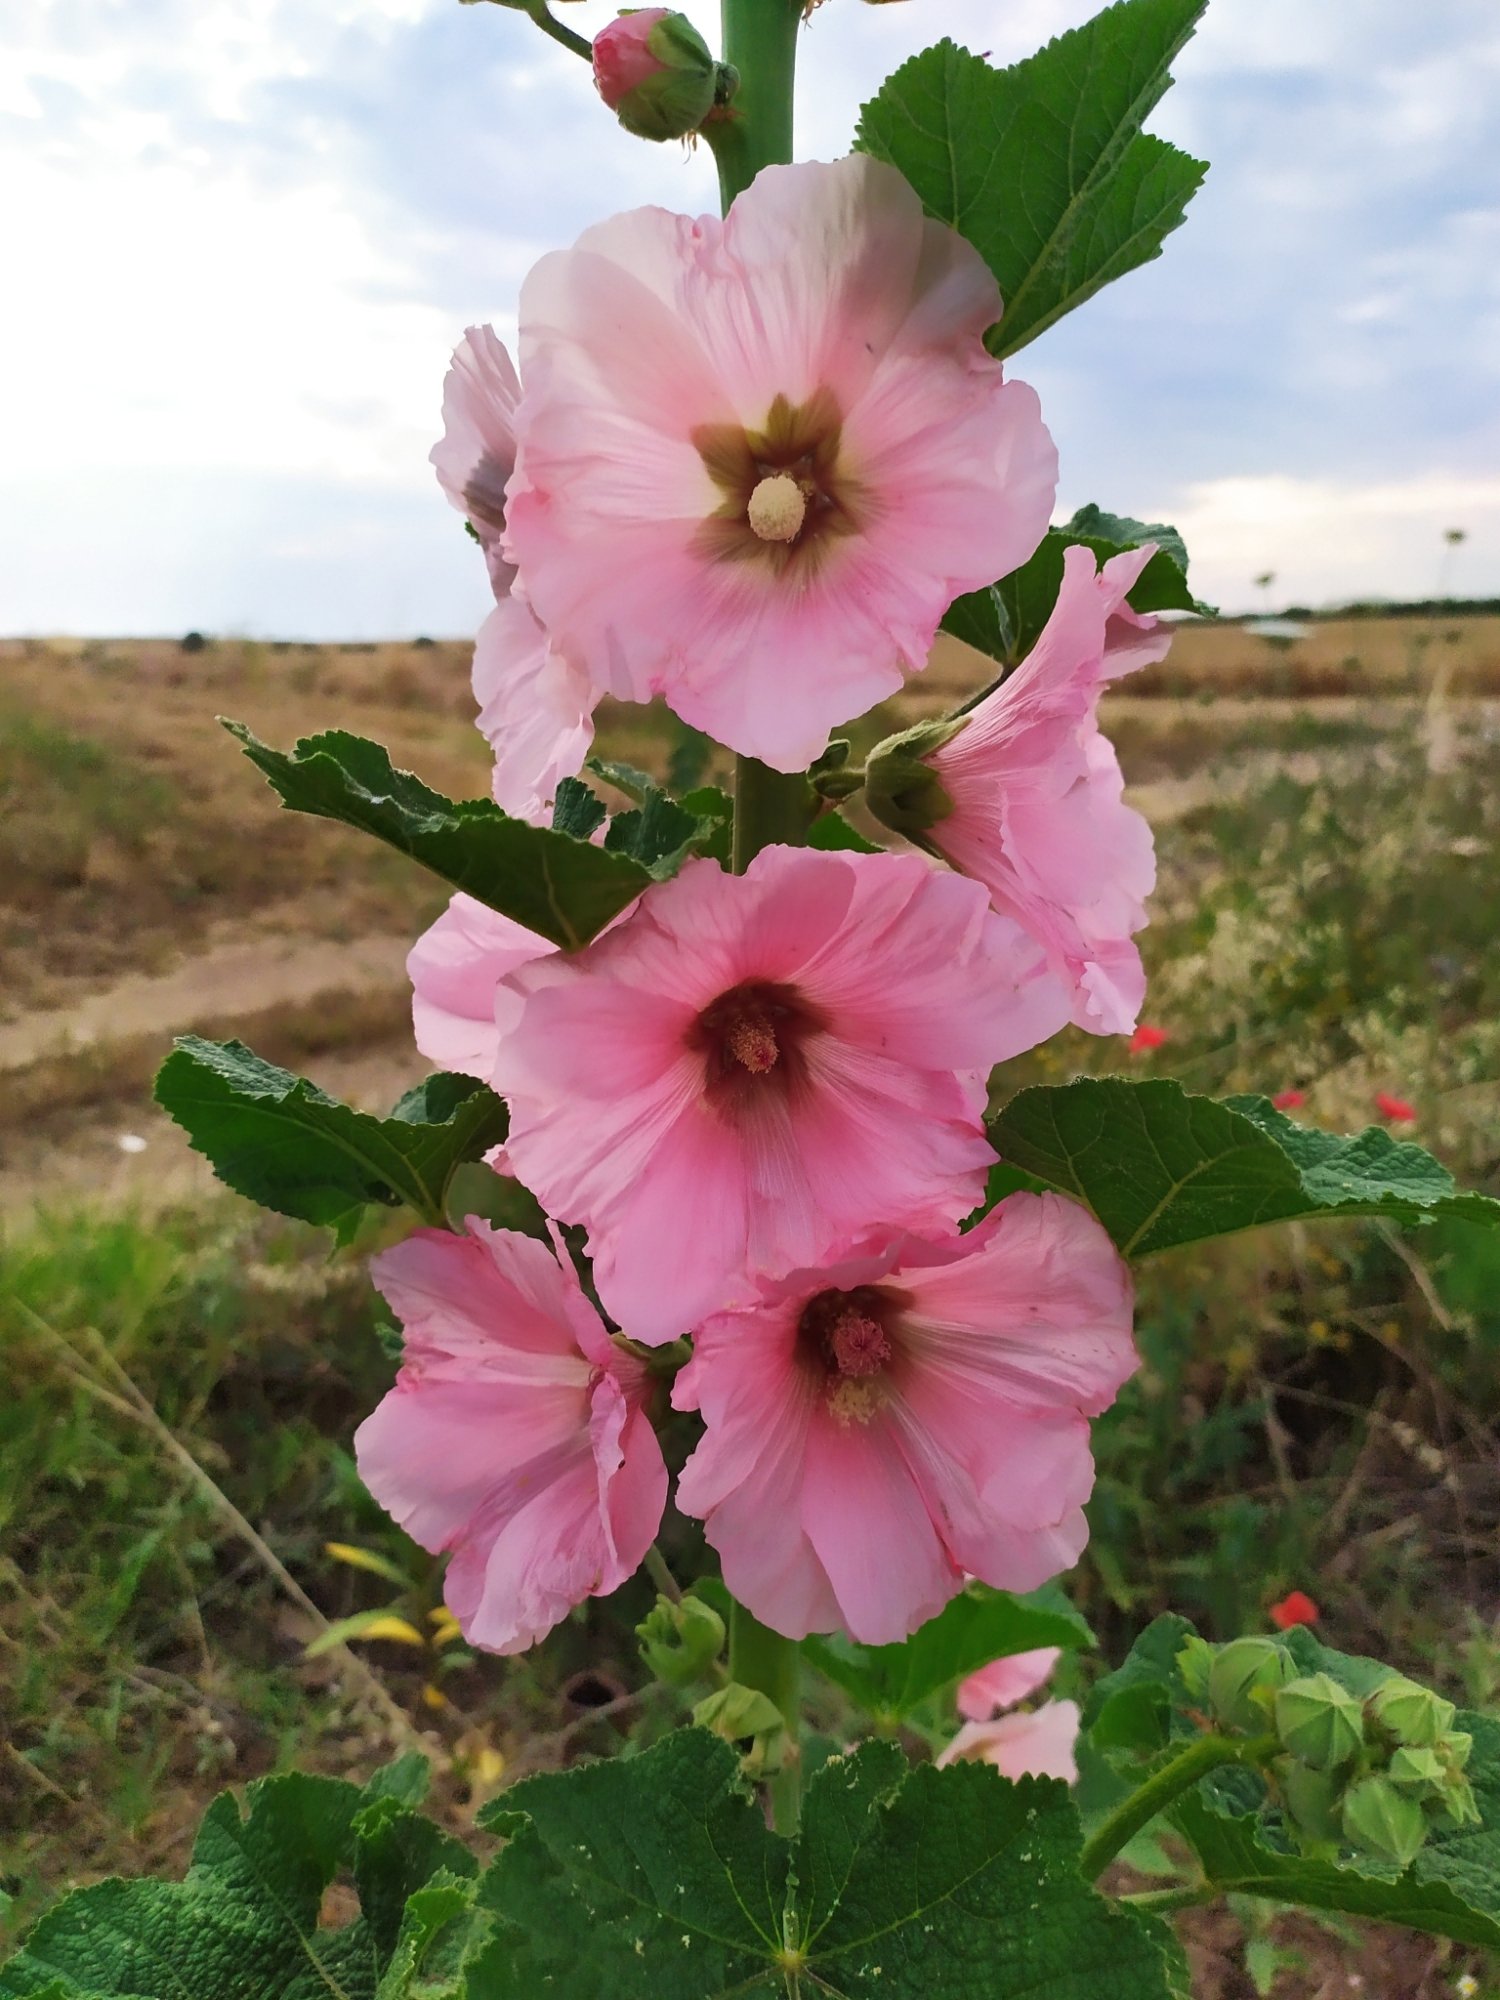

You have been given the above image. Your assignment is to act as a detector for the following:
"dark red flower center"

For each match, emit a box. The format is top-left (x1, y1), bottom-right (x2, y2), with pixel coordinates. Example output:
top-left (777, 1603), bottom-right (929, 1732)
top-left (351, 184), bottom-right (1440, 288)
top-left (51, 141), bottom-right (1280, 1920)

top-left (796, 1283), bottom-right (908, 1424)
top-left (689, 980), bottom-right (823, 1113)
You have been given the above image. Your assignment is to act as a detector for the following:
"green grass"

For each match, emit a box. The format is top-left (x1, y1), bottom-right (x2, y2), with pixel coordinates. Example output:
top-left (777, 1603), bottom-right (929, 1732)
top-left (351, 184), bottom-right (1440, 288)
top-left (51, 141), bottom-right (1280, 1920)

top-left (0, 703), bottom-right (178, 888)
top-left (5, 693), bottom-right (1500, 1983)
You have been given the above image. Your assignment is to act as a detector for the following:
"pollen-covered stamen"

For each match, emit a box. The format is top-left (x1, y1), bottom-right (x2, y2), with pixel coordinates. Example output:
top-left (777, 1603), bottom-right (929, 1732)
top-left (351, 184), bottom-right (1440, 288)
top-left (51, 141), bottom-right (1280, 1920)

top-left (725, 1007), bottom-right (779, 1073)
top-left (828, 1308), bottom-right (889, 1379)
top-left (747, 473), bottom-right (808, 544)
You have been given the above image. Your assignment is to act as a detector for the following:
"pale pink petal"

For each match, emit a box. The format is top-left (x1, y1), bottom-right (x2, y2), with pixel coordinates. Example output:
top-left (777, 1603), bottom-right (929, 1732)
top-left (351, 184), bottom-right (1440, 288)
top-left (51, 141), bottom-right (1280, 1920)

top-left (431, 325), bottom-right (522, 584)
top-left (957, 1647), bottom-right (1061, 1721)
top-left (508, 156), bottom-right (1056, 769)
top-left (927, 543), bottom-right (1166, 1034)
top-left (471, 596), bottom-right (595, 822)
top-left (937, 1701), bottom-right (1081, 1782)
top-left (355, 1223), bottom-right (665, 1654)
top-left (408, 891), bottom-right (556, 1078)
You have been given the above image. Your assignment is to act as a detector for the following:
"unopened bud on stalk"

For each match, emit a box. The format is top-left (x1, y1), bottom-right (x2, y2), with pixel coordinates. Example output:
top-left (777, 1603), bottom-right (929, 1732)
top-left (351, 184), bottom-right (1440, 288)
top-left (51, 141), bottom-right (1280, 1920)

top-left (1273, 1673), bottom-right (1365, 1774)
top-left (636, 1590), bottom-right (726, 1687)
top-left (1206, 1637), bottom-right (1294, 1734)
top-left (692, 1683), bottom-right (787, 1777)
top-left (864, 719), bottom-right (965, 840)
top-left (1341, 1775), bottom-right (1429, 1869)
top-left (592, 9), bottom-right (727, 143)
top-left (1273, 1756), bottom-right (1344, 1852)
top-left (1366, 1675), bottom-right (1456, 1750)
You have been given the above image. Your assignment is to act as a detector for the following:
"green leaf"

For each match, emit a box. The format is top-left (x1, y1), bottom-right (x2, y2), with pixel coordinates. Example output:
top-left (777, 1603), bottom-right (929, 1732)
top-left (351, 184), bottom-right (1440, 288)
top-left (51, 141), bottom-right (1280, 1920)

top-left (474, 1726), bottom-right (1173, 1998)
top-left (550, 775), bottom-right (609, 842)
top-left (943, 514), bottom-right (1201, 672)
top-left (805, 1582), bottom-right (1093, 1726)
top-left (855, 0), bottom-right (1208, 359)
top-left (154, 1038), bottom-right (507, 1245)
top-left (0, 1773), bottom-right (472, 1999)
top-left (226, 722), bottom-right (651, 950)
top-left (987, 1079), bottom-right (1500, 1259)
top-left (807, 812), bottom-right (883, 855)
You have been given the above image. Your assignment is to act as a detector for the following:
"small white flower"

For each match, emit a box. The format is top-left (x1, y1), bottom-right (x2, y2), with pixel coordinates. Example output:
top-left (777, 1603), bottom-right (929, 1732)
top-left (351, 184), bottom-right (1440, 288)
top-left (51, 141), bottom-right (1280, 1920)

top-left (116, 1133), bottom-right (148, 1155)
top-left (1455, 1974), bottom-right (1479, 1999)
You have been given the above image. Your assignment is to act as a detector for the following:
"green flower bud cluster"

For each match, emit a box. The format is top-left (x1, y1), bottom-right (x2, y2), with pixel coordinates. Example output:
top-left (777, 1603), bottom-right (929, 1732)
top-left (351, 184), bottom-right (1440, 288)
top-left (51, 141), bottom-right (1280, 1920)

top-left (1178, 1637), bottom-right (1478, 1869)
top-left (636, 1589), bottom-right (726, 1688)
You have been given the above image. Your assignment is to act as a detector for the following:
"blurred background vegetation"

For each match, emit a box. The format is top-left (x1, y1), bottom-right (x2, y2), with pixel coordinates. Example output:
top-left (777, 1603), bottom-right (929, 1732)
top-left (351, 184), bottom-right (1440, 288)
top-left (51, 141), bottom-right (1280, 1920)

top-left (3, 607), bottom-right (1498, 1996)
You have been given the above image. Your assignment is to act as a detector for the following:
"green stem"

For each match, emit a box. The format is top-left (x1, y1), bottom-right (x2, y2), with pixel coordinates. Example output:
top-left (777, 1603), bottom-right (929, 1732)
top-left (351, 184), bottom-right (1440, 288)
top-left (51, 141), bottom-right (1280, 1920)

top-left (1118, 1883), bottom-right (1217, 1916)
top-left (705, 0), bottom-right (802, 211)
top-left (522, 0), bottom-right (592, 62)
top-left (714, 0), bottom-right (808, 1831)
top-left (730, 1604), bottom-right (802, 1833)
top-left (1079, 1732), bottom-right (1278, 1882)
top-left (643, 1543), bottom-right (683, 1605)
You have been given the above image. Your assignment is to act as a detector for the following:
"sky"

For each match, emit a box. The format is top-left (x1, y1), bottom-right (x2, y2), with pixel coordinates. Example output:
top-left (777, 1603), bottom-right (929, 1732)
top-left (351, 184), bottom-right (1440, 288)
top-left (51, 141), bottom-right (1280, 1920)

top-left (3, 0), bottom-right (1498, 637)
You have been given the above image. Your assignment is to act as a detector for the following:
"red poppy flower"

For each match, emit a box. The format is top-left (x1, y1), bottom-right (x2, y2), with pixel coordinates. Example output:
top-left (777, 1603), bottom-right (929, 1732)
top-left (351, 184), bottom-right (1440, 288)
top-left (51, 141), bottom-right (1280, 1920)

top-left (1272, 1089), bottom-right (1307, 1110)
top-left (1270, 1590), bottom-right (1320, 1630)
top-left (1374, 1092), bottom-right (1415, 1123)
top-left (1128, 1024), bottom-right (1169, 1053)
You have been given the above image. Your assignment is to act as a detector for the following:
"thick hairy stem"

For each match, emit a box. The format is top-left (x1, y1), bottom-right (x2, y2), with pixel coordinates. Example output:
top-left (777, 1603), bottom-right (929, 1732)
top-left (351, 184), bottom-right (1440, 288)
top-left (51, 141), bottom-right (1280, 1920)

top-left (712, 0), bottom-right (808, 1834)
top-left (730, 1604), bottom-right (803, 1834)
top-left (1079, 1732), bottom-right (1278, 1882)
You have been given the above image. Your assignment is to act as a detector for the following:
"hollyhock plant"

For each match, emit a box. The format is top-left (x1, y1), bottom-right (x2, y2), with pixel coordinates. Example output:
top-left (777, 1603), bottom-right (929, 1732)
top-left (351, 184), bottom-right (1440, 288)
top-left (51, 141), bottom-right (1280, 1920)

top-left (672, 1192), bottom-right (1136, 1643)
top-left (492, 845), bottom-right (1071, 1342)
top-left (937, 1700), bottom-right (1082, 1782)
top-left (355, 1221), bottom-right (666, 1654)
top-left (956, 1646), bottom-right (1061, 1722)
top-left (505, 153), bottom-right (1057, 770)
top-left (592, 9), bottom-right (718, 143)
top-left (431, 326), bottom-right (595, 818)
top-left (865, 543), bottom-right (1169, 1037)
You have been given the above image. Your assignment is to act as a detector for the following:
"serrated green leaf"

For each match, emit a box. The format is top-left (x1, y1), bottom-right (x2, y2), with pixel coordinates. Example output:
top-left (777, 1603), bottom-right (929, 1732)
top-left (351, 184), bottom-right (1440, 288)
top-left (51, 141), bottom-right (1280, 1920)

top-left (473, 1726), bottom-right (1173, 1997)
top-left (0, 1772), bottom-right (468, 2000)
top-left (988, 1079), bottom-right (1500, 1259)
top-left (550, 775), bottom-right (608, 841)
top-left (225, 722), bottom-right (649, 950)
top-left (805, 1582), bottom-right (1093, 1725)
top-left (855, 0), bottom-right (1207, 358)
top-left (943, 515), bottom-right (1201, 673)
top-left (154, 1038), bottom-right (507, 1244)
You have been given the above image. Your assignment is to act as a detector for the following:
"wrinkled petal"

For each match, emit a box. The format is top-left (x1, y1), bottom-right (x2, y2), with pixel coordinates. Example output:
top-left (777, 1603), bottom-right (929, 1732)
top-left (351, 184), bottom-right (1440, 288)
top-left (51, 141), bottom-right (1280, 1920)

top-left (409, 891), bottom-right (556, 1078)
top-left (356, 1223), bottom-right (665, 1654)
top-left (956, 1647), bottom-right (1061, 1721)
top-left (472, 596), bottom-right (595, 822)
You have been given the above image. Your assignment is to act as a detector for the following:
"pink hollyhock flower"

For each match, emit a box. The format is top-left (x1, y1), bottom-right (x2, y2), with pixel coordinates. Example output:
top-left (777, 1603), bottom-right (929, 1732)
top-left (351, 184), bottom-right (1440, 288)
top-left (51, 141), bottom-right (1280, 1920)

top-left (408, 891), bottom-right (557, 1080)
top-left (594, 8), bottom-right (676, 105)
top-left (430, 327), bottom-right (595, 818)
top-left (1128, 1022), bottom-right (1169, 1053)
top-left (957, 1646), bottom-right (1060, 1722)
top-left (493, 846), bottom-right (1070, 1343)
top-left (937, 1700), bottom-right (1081, 1782)
top-left (506, 154), bottom-right (1057, 771)
top-left (1375, 1090), bottom-right (1416, 1122)
top-left (672, 1192), bottom-right (1136, 1642)
top-left (868, 544), bottom-right (1168, 1037)
top-left (1272, 1088), bottom-right (1308, 1110)
top-left (356, 1221), bottom-right (666, 1654)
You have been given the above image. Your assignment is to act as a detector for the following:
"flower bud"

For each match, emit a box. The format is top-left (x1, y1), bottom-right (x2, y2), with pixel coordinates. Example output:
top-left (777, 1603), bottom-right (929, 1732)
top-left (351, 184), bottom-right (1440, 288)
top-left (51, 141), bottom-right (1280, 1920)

top-left (1273, 1755), bottom-right (1344, 1852)
top-left (592, 10), bottom-right (720, 143)
top-left (1365, 1675), bottom-right (1456, 1750)
top-left (1387, 1744), bottom-right (1447, 1800)
top-left (636, 1589), bottom-right (726, 1687)
top-left (864, 719), bottom-right (964, 841)
top-left (1273, 1673), bottom-right (1365, 1774)
top-left (1341, 1775), bottom-right (1429, 1869)
top-left (1432, 1771), bottom-right (1481, 1832)
top-left (692, 1682), bottom-right (786, 1776)
top-left (1207, 1637), bottom-right (1294, 1734)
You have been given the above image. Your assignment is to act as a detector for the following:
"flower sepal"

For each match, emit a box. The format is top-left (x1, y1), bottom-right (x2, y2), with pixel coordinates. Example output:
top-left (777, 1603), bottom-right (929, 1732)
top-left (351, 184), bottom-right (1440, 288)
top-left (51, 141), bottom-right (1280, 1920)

top-left (864, 718), bottom-right (966, 840)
